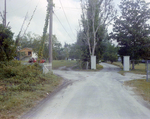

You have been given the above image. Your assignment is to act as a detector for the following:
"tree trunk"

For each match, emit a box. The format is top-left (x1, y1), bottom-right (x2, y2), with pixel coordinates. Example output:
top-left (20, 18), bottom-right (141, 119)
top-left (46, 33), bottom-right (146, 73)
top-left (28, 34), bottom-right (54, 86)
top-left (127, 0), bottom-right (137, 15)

top-left (86, 61), bottom-right (89, 70)
top-left (132, 61), bottom-right (135, 70)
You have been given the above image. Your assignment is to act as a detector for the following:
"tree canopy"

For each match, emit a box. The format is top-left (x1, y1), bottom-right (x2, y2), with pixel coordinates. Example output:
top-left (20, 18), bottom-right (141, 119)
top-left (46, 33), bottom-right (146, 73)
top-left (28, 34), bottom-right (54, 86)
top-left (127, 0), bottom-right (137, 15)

top-left (0, 24), bottom-right (16, 61)
top-left (103, 42), bottom-right (118, 63)
top-left (81, 0), bottom-right (116, 56)
top-left (112, 0), bottom-right (150, 62)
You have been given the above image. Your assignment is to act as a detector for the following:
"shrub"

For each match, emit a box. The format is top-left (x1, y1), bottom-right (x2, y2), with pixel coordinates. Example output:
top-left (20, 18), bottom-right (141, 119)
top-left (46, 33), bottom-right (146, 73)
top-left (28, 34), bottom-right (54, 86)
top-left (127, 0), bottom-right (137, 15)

top-left (0, 60), bottom-right (45, 92)
top-left (0, 24), bottom-right (16, 61)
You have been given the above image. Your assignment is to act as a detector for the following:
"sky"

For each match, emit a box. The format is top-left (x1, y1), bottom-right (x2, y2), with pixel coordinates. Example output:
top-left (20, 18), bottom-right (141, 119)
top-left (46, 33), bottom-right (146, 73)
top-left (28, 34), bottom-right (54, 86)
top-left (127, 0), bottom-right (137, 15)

top-left (0, 0), bottom-right (149, 46)
top-left (0, 0), bottom-right (82, 46)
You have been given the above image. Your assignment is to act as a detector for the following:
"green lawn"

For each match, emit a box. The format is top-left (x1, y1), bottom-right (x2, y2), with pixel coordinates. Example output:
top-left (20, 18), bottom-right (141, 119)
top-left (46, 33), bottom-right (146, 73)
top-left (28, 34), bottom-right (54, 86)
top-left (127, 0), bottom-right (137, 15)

top-left (110, 62), bottom-right (146, 75)
top-left (52, 60), bottom-right (77, 69)
top-left (52, 60), bottom-right (103, 71)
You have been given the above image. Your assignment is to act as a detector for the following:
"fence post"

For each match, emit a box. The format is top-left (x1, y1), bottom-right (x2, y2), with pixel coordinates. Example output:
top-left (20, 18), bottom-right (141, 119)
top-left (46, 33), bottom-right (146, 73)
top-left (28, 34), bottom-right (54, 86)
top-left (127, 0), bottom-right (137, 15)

top-left (146, 60), bottom-right (149, 82)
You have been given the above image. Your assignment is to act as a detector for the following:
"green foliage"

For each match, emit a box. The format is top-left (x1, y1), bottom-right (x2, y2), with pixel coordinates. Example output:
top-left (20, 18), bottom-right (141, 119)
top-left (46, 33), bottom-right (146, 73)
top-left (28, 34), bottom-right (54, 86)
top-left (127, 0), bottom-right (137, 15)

top-left (111, 0), bottom-right (150, 61)
top-left (103, 42), bottom-right (118, 63)
top-left (0, 24), bottom-right (16, 61)
top-left (75, 0), bottom-right (116, 68)
top-left (0, 61), bottom-right (61, 119)
top-left (80, 0), bottom-right (116, 56)
top-left (38, 2), bottom-right (50, 60)
top-left (20, 32), bottom-right (36, 48)
top-left (74, 31), bottom-right (91, 69)
top-left (69, 43), bottom-right (82, 60)
top-left (96, 64), bottom-right (103, 70)
top-left (0, 60), bottom-right (44, 93)
top-left (20, 32), bottom-right (64, 60)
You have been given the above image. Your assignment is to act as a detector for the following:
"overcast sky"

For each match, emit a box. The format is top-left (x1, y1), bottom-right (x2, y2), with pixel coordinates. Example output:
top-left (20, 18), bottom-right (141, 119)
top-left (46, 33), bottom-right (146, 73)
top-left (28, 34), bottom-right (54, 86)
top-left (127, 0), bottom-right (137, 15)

top-left (0, 0), bottom-right (149, 46)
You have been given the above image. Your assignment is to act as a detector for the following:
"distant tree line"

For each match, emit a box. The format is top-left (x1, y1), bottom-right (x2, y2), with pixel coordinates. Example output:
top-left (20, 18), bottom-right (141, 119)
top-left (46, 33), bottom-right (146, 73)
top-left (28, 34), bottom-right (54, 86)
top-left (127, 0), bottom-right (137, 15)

top-left (18, 32), bottom-right (71, 61)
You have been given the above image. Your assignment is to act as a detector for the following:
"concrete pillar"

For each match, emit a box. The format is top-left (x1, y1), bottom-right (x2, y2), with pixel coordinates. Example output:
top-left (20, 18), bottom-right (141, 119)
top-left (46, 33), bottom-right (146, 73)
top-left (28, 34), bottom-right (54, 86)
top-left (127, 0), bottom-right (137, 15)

top-left (91, 55), bottom-right (96, 70)
top-left (123, 56), bottom-right (130, 71)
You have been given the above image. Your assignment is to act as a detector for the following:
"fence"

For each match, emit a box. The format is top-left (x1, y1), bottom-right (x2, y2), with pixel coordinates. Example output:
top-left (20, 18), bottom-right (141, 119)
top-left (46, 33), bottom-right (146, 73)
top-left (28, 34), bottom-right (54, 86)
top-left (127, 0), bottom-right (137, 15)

top-left (146, 61), bottom-right (150, 82)
top-left (23, 63), bottom-right (52, 74)
top-left (124, 60), bottom-right (150, 103)
top-left (130, 60), bottom-right (150, 81)
top-left (42, 63), bottom-right (52, 74)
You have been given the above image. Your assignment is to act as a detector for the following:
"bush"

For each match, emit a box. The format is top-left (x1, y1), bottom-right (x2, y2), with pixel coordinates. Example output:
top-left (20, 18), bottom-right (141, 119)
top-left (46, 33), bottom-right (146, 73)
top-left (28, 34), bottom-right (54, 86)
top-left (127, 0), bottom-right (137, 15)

top-left (0, 24), bottom-right (16, 61)
top-left (0, 60), bottom-right (46, 92)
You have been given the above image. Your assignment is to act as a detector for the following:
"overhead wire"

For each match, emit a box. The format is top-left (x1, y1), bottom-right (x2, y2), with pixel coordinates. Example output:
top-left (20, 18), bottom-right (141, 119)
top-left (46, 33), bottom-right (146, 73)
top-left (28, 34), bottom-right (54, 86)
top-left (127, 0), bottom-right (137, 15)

top-left (22, 0), bottom-right (40, 37)
top-left (8, 0), bottom-right (34, 13)
top-left (54, 12), bottom-right (74, 41)
top-left (55, 6), bottom-right (81, 10)
top-left (59, 0), bottom-right (76, 37)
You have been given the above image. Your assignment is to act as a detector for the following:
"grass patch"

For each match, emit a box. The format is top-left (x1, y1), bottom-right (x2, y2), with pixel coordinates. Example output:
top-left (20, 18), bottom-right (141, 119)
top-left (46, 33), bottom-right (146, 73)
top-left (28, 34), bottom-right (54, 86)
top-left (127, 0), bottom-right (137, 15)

top-left (129, 63), bottom-right (146, 75)
top-left (108, 62), bottom-right (146, 75)
top-left (0, 60), bottom-right (62, 119)
top-left (52, 60), bottom-right (77, 69)
top-left (73, 64), bottom-right (103, 71)
top-left (124, 79), bottom-right (150, 102)
top-left (112, 62), bottom-right (123, 68)
top-left (96, 64), bottom-right (103, 70)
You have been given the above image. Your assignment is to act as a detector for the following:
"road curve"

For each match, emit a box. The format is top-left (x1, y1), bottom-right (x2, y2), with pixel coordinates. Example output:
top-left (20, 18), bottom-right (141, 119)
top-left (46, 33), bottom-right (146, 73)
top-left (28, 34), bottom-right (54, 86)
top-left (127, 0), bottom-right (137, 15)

top-left (21, 63), bottom-right (150, 119)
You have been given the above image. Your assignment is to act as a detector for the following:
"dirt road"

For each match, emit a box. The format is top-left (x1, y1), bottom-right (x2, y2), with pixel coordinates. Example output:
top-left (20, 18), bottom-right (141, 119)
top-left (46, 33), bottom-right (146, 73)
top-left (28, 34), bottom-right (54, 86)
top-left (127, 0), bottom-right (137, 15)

top-left (22, 63), bottom-right (150, 119)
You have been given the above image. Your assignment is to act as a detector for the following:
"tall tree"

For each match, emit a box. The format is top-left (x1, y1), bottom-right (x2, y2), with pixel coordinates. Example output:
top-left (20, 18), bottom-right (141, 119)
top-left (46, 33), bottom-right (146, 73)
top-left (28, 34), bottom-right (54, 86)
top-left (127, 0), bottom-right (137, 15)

top-left (111, 0), bottom-right (150, 69)
top-left (103, 42), bottom-right (118, 63)
top-left (80, 0), bottom-right (116, 56)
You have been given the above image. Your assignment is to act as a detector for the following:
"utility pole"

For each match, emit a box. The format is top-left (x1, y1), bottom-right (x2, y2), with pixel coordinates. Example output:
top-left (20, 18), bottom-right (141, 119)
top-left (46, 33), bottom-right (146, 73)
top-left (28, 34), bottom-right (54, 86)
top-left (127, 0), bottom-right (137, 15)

top-left (4, 0), bottom-right (6, 27)
top-left (49, 0), bottom-right (53, 70)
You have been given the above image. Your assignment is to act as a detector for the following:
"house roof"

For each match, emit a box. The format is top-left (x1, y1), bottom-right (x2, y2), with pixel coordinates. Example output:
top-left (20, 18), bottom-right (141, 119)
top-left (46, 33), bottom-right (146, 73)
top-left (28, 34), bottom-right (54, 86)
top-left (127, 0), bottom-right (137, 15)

top-left (19, 48), bottom-right (33, 51)
top-left (24, 48), bottom-right (33, 50)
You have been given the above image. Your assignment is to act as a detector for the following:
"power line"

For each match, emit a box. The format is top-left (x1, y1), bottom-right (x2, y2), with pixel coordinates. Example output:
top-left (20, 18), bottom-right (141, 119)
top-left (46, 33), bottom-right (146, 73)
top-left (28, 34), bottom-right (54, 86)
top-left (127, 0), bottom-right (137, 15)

top-left (22, 0), bottom-right (40, 36)
top-left (8, 0), bottom-right (33, 13)
top-left (55, 6), bottom-right (81, 10)
top-left (22, 5), bottom-right (38, 37)
top-left (59, 0), bottom-right (76, 37)
top-left (54, 12), bottom-right (74, 41)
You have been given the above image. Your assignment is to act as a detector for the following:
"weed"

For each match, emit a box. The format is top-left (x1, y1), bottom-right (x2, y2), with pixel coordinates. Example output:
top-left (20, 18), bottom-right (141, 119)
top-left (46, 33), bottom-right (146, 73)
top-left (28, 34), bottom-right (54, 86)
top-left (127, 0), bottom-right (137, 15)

top-left (0, 60), bottom-right (62, 119)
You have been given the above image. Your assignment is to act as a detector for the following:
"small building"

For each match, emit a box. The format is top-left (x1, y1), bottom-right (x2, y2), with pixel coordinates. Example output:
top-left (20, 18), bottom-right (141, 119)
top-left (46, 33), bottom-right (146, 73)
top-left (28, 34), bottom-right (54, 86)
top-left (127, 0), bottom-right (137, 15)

top-left (19, 48), bottom-right (37, 61)
top-left (118, 57), bottom-right (122, 62)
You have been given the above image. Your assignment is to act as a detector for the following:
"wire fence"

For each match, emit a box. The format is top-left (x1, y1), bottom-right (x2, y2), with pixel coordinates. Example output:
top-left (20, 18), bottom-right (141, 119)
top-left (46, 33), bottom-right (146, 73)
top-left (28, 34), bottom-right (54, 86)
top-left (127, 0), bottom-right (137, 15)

top-left (146, 60), bottom-right (150, 82)
top-left (124, 60), bottom-right (150, 103)
top-left (130, 60), bottom-right (150, 81)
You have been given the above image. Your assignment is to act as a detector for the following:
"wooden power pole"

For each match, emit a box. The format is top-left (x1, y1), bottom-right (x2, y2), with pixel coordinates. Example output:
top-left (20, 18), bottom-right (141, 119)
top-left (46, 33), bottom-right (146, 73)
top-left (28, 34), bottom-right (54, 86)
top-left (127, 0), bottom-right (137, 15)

top-left (4, 0), bottom-right (6, 27)
top-left (49, 0), bottom-right (53, 70)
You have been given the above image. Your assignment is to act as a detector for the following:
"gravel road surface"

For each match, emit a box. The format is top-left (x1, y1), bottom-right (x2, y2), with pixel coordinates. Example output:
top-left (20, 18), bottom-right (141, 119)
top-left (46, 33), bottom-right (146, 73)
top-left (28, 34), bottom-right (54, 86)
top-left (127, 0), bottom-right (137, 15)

top-left (22, 63), bottom-right (150, 119)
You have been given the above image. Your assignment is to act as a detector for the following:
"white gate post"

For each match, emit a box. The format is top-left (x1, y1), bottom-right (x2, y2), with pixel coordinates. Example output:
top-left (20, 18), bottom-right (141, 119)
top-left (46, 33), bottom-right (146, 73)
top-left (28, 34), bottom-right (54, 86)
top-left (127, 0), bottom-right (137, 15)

top-left (123, 56), bottom-right (130, 71)
top-left (91, 55), bottom-right (96, 70)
